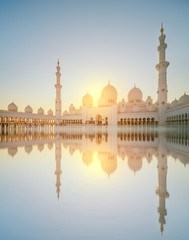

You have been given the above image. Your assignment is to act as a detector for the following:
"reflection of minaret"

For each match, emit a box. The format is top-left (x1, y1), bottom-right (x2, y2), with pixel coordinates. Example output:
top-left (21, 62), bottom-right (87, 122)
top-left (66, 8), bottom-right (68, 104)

top-left (156, 133), bottom-right (169, 233)
top-left (55, 60), bottom-right (62, 125)
top-left (55, 139), bottom-right (62, 199)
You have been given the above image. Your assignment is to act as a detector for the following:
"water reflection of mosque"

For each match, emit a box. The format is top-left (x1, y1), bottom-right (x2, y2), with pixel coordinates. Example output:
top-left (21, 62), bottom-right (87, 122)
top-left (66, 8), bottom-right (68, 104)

top-left (0, 126), bottom-right (189, 233)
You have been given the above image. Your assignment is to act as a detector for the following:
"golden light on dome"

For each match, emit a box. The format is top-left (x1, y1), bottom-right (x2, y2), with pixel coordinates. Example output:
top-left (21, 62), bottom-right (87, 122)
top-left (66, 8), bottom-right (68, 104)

top-left (80, 151), bottom-right (105, 179)
top-left (85, 83), bottom-right (103, 107)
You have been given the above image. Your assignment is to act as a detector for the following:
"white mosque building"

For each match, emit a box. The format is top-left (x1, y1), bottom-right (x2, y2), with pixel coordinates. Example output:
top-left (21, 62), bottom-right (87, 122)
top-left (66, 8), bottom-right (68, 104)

top-left (0, 25), bottom-right (189, 126)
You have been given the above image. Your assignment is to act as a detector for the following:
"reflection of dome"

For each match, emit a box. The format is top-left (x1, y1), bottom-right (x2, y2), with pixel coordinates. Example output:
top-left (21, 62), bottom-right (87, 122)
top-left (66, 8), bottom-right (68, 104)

top-left (170, 152), bottom-right (177, 160)
top-left (48, 109), bottom-right (53, 115)
top-left (128, 155), bottom-right (142, 173)
top-left (38, 144), bottom-right (44, 152)
top-left (128, 85), bottom-right (143, 102)
top-left (25, 105), bottom-right (33, 113)
top-left (48, 143), bottom-right (53, 149)
top-left (25, 145), bottom-right (33, 154)
top-left (178, 93), bottom-right (189, 105)
top-left (82, 93), bottom-right (93, 107)
top-left (98, 152), bottom-right (117, 176)
top-left (101, 81), bottom-right (118, 100)
top-left (37, 107), bottom-right (44, 115)
top-left (63, 143), bottom-right (68, 149)
top-left (178, 154), bottom-right (189, 166)
top-left (8, 102), bottom-right (18, 112)
top-left (82, 152), bottom-right (93, 166)
top-left (170, 98), bottom-right (178, 108)
top-left (8, 147), bottom-right (18, 157)
top-left (69, 147), bottom-right (75, 155)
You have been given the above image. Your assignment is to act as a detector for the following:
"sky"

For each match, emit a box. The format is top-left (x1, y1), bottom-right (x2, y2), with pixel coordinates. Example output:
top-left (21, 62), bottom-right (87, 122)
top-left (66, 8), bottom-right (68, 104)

top-left (0, 0), bottom-right (189, 113)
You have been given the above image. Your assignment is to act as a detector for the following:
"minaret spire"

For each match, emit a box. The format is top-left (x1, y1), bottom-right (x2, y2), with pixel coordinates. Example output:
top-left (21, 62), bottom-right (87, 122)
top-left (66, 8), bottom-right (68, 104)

top-left (55, 59), bottom-right (62, 125)
top-left (156, 24), bottom-right (169, 125)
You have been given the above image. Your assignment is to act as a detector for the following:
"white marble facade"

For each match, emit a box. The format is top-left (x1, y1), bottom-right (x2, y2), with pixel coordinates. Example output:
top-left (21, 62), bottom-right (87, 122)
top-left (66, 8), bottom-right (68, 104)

top-left (0, 25), bottom-right (189, 126)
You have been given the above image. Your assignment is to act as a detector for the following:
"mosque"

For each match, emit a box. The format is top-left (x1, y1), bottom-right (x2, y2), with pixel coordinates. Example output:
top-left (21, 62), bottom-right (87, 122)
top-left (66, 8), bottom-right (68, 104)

top-left (0, 25), bottom-right (189, 126)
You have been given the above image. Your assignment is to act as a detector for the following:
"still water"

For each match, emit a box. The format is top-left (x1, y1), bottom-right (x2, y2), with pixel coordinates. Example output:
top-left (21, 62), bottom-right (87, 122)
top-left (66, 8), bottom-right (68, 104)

top-left (0, 125), bottom-right (189, 240)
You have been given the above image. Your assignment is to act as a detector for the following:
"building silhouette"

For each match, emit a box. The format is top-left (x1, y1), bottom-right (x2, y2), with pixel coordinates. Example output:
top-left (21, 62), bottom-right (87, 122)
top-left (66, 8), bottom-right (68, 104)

top-left (0, 25), bottom-right (188, 126)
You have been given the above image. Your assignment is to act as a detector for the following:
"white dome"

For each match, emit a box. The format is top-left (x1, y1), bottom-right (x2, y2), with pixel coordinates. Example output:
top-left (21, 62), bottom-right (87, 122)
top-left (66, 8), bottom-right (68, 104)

top-left (178, 93), bottom-right (189, 105)
top-left (101, 81), bottom-right (117, 101)
top-left (48, 109), bottom-right (53, 116)
top-left (82, 93), bottom-right (93, 107)
top-left (63, 110), bottom-right (68, 115)
top-left (170, 98), bottom-right (178, 108)
top-left (25, 105), bottom-right (33, 113)
top-left (8, 102), bottom-right (18, 112)
top-left (37, 107), bottom-right (44, 115)
top-left (128, 86), bottom-right (143, 102)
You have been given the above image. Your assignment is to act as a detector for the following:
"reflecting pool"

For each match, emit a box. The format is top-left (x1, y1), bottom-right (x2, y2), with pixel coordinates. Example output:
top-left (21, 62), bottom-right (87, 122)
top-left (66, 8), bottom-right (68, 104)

top-left (0, 125), bottom-right (189, 240)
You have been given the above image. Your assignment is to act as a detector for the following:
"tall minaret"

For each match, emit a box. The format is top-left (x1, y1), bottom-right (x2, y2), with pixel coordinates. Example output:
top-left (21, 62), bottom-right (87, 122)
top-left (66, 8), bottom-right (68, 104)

top-left (55, 137), bottom-right (62, 199)
top-left (55, 59), bottom-right (62, 125)
top-left (156, 132), bottom-right (169, 234)
top-left (156, 24), bottom-right (169, 125)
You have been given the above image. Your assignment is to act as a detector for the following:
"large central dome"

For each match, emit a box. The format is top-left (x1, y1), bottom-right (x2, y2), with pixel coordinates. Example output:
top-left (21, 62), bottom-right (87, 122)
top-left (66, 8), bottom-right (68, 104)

top-left (101, 81), bottom-right (118, 100)
top-left (128, 85), bottom-right (143, 102)
top-left (82, 93), bottom-right (93, 107)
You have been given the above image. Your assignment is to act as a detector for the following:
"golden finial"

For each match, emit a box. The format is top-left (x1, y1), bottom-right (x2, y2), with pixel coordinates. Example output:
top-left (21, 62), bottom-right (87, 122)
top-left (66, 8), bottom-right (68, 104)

top-left (57, 58), bottom-right (59, 66)
top-left (160, 23), bottom-right (164, 33)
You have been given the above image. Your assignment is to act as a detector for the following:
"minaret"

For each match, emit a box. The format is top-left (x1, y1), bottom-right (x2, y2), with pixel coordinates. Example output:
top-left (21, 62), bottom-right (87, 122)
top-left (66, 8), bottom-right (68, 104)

top-left (156, 24), bottom-right (169, 125)
top-left (156, 132), bottom-right (169, 233)
top-left (55, 59), bottom-right (62, 125)
top-left (55, 138), bottom-right (62, 199)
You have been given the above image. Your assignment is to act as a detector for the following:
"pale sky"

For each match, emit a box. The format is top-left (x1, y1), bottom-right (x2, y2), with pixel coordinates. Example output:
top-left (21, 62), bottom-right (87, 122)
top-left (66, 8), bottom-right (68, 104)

top-left (0, 0), bottom-right (189, 113)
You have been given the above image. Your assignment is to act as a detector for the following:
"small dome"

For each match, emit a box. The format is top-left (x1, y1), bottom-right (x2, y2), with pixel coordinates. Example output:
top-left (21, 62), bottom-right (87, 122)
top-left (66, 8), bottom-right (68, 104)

top-left (128, 157), bottom-right (142, 173)
top-left (82, 152), bottom-right (93, 166)
top-left (146, 96), bottom-right (152, 102)
top-left (8, 102), bottom-right (18, 112)
top-left (101, 81), bottom-right (118, 101)
top-left (8, 147), bottom-right (18, 157)
top-left (38, 144), bottom-right (44, 152)
top-left (25, 105), bottom-right (33, 113)
top-left (170, 98), bottom-right (178, 108)
top-left (63, 110), bottom-right (68, 115)
top-left (178, 154), bottom-right (189, 166)
top-left (82, 93), bottom-right (93, 107)
top-left (178, 93), bottom-right (189, 105)
top-left (48, 143), bottom-right (53, 150)
top-left (48, 109), bottom-right (53, 115)
top-left (37, 107), bottom-right (44, 115)
top-left (128, 85), bottom-right (143, 102)
top-left (25, 145), bottom-right (33, 154)
top-left (98, 152), bottom-right (117, 176)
